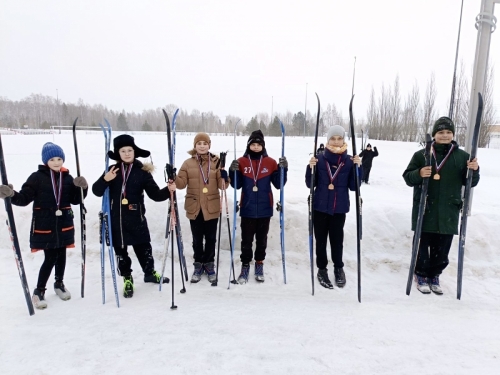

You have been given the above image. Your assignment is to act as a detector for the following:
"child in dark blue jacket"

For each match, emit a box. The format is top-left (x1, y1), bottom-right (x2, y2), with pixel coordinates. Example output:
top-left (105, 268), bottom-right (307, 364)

top-left (305, 125), bottom-right (361, 289)
top-left (229, 130), bottom-right (288, 283)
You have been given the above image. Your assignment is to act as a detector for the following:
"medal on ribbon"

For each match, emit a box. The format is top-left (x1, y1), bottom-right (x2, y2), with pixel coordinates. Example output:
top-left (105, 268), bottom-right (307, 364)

top-left (121, 163), bottom-right (133, 204)
top-left (248, 155), bottom-right (263, 193)
top-left (50, 170), bottom-right (63, 216)
top-left (431, 143), bottom-right (454, 181)
top-left (325, 158), bottom-right (344, 191)
top-left (196, 154), bottom-right (211, 193)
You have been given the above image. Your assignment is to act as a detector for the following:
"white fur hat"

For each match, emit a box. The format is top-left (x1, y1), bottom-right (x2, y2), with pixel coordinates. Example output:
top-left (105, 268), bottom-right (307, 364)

top-left (326, 125), bottom-right (346, 141)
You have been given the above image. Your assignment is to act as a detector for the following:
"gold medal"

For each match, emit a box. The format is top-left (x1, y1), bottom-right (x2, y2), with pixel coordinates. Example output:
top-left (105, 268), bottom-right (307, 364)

top-left (253, 186), bottom-right (258, 192)
top-left (433, 174), bottom-right (440, 180)
top-left (122, 198), bottom-right (129, 204)
top-left (328, 184), bottom-right (334, 190)
top-left (202, 187), bottom-right (208, 193)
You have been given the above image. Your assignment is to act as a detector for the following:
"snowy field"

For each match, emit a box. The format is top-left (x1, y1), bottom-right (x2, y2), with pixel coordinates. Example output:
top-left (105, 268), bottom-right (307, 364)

top-left (1, 131), bottom-right (499, 375)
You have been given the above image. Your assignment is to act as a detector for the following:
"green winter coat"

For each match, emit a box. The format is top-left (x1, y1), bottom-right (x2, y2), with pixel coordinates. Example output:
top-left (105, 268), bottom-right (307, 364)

top-left (402, 141), bottom-right (480, 235)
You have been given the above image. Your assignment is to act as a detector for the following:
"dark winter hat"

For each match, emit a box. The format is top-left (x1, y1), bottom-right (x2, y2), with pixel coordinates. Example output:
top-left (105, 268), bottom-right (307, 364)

top-left (432, 117), bottom-right (455, 137)
top-left (193, 132), bottom-right (211, 147)
top-left (247, 130), bottom-right (265, 147)
top-left (41, 142), bottom-right (65, 164)
top-left (326, 125), bottom-right (346, 142)
top-left (107, 134), bottom-right (151, 161)
top-left (366, 143), bottom-right (372, 148)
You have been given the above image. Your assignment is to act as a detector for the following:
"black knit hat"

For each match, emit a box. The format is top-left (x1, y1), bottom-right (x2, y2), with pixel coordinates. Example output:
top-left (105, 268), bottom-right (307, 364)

top-left (432, 117), bottom-right (455, 137)
top-left (366, 143), bottom-right (372, 148)
top-left (247, 130), bottom-right (265, 148)
top-left (107, 134), bottom-right (151, 161)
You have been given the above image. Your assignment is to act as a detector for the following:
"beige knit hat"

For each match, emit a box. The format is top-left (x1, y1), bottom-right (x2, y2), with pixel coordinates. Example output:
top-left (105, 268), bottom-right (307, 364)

top-left (193, 132), bottom-right (211, 147)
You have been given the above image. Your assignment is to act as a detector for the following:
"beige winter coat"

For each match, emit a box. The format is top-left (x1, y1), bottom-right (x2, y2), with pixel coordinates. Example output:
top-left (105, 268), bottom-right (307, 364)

top-left (175, 151), bottom-right (228, 221)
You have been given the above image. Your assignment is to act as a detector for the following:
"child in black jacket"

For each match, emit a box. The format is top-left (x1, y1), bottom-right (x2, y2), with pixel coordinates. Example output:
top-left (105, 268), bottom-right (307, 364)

top-left (92, 135), bottom-right (174, 298)
top-left (0, 142), bottom-right (88, 309)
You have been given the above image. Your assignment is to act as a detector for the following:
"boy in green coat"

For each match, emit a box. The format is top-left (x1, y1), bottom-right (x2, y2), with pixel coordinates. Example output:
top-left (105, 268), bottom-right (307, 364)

top-left (403, 117), bottom-right (479, 294)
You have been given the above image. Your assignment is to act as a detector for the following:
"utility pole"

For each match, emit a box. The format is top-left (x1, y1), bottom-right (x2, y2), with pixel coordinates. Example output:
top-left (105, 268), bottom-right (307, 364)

top-left (465, 0), bottom-right (499, 212)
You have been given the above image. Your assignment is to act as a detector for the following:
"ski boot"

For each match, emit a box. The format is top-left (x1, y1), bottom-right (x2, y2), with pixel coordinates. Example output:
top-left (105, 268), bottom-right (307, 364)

top-left (32, 288), bottom-right (48, 309)
top-left (54, 281), bottom-right (71, 300)
top-left (317, 268), bottom-right (334, 289)
top-left (123, 276), bottom-right (134, 298)
top-left (255, 261), bottom-right (265, 282)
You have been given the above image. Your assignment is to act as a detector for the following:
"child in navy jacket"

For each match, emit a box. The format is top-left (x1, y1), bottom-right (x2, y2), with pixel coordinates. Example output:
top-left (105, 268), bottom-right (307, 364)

top-left (229, 130), bottom-right (288, 283)
top-left (305, 126), bottom-right (361, 289)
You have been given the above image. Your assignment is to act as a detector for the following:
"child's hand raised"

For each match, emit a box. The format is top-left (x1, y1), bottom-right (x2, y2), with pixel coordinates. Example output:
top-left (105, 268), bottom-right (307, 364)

top-left (104, 166), bottom-right (119, 182)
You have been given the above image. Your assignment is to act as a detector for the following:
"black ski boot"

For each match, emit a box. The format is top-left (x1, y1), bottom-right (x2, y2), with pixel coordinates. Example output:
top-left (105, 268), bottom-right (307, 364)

top-left (144, 271), bottom-right (169, 284)
top-left (334, 267), bottom-right (346, 288)
top-left (123, 276), bottom-right (134, 298)
top-left (317, 268), bottom-right (333, 289)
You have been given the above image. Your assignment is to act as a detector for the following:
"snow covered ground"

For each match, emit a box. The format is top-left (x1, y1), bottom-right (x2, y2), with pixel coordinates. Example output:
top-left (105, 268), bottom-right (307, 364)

top-left (1, 131), bottom-right (499, 374)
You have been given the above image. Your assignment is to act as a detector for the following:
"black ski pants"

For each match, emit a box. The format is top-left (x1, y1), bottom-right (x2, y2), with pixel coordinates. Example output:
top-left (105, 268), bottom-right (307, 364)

top-left (240, 217), bottom-right (271, 264)
top-left (314, 211), bottom-right (346, 270)
top-left (37, 247), bottom-right (66, 289)
top-left (115, 242), bottom-right (155, 277)
top-left (362, 166), bottom-right (372, 183)
top-left (190, 210), bottom-right (218, 264)
top-left (415, 232), bottom-right (454, 278)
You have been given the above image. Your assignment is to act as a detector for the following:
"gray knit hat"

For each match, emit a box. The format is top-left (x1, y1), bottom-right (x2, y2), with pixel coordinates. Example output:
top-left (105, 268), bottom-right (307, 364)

top-left (326, 125), bottom-right (346, 142)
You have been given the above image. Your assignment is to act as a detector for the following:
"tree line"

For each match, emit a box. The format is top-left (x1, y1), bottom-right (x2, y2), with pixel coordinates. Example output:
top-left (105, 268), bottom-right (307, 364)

top-left (0, 63), bottom-right (496, 146)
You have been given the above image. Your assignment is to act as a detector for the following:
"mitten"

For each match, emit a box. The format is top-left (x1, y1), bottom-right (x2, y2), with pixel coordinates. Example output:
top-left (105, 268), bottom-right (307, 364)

top-left (229, 159), bottom-right (239, 172)
top-left (279, 157), bottom-right (288, 168)
top-left (0, 184), bottom-right (14, 199)
top-left (73, 176), bottom-right (88, 189)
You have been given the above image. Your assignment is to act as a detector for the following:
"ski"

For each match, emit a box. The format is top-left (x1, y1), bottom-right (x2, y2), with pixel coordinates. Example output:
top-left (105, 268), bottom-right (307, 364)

top-left (308, 93), bottom-right (321, 296)
top-left (349, 95), bottom-right (362, 303)
top-left (72, 117), bottom-right (87, 298)
top-left (162, 109), bottom-right (188, 282)
top-left (229, 120), bottom-right (241, 289)
top-left (0, 134), bottom-right (35, 316)
top-left (406, 133), bottom-right (433, 296)
top-left (213, 152), bottom-right (237, 286)
top-left (278, 120), bottom-right (287, 284)
top-left (457, 92), bottom-right (483, 300)
top-left (99, 120), bottom-right (120, 307)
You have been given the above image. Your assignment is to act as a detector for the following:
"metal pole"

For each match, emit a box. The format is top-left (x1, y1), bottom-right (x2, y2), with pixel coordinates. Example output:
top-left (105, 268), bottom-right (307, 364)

top-left (465, 0), bottom-right (498, 213)
top-left (304, 83), bottom-right (308, 136)
top-left (449, 0), bottom-right (465, 120)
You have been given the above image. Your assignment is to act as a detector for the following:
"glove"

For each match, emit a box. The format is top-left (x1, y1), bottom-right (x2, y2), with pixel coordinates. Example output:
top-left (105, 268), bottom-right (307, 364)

top-left (229, 159), bottom-right (239, 172)
top-left (73, 176), bottom-right (88, 189)
top-left (165, 163), bottom-right (176, 180)
top-left (279, 157), bottom-right (288, 168)
top-left (220, 169), bottom-right (228, 182)
top-left (0, 184), bottom-right (14, 199)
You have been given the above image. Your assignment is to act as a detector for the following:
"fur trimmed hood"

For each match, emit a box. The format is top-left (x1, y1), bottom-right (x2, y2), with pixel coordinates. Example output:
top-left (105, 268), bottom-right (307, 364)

top-left (141, 162), bottom-right (155, 174)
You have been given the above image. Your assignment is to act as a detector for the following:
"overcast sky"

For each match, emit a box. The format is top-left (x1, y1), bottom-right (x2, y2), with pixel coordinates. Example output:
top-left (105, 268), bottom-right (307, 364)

top-left (1, 0), bottom-right (499, 124)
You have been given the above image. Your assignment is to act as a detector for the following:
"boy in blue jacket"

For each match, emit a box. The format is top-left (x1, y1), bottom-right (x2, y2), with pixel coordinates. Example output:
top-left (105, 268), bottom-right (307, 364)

top-left (305, 125), bottom-right (361, 289)
top-left (229, 130), bottom-right (288, 283)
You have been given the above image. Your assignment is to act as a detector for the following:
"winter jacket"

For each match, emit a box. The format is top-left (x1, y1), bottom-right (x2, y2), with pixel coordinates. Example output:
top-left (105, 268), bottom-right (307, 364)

top-left (92, 159), bottom-right (169, 248)
top-left (11, 165), bottom-right (87, 250)
top-left (229, 150), bottom-right (286, 218)
top-left (175, 152), bottom-right (227, 221)
top-left (359, 147), bottom-right (378, 168)
top-left (305, 148), bottom-right (360, 215)
top-left (403, 141), bottom-right (480, 235)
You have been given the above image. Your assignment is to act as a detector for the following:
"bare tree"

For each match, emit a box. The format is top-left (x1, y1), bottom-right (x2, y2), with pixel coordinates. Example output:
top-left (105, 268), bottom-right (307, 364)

top-left (421, 73), bottom-right (437, 140)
